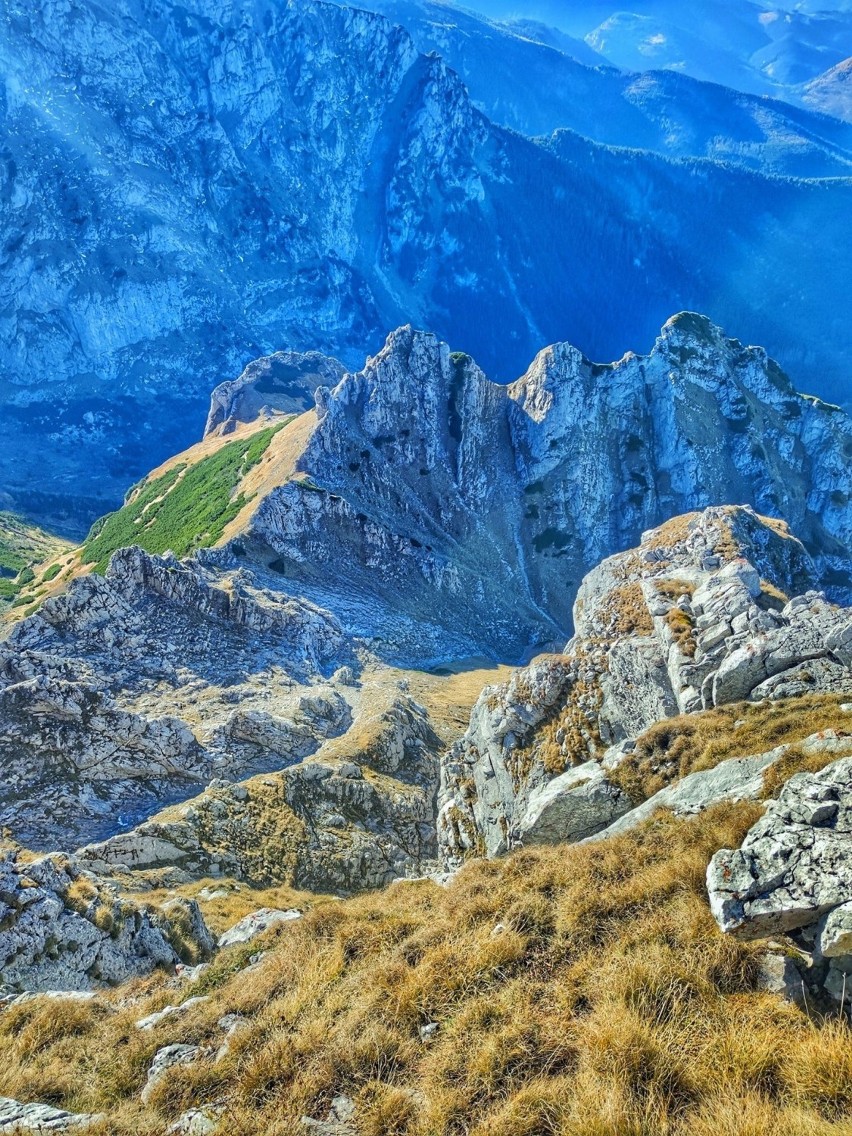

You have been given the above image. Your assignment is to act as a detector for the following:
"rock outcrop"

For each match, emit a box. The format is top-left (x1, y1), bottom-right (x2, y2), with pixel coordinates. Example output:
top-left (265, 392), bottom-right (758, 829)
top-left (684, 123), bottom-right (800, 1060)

top-left (593, 732), bottom-right (852, 842)
top-left (708, 755), bottom-right (852, 1004)
top-left (0, 1097), bottom-right (101, 1132)
top-left (0, 545), bottom-right (353, 850)
top-left (217, 909), bottom-right (302, 949)
top-left (439, 507), bottom-right (852, 859)
top-left (0, 853), bottom-right (211, 993)
top-left (78, 691), bottom-right (442, 895)
top-left (205, 351), bottom-right (347, 439)
top-left (708, 757), bottom-right (852, 938)
top-left (241, 319), bottom-right (852, 663)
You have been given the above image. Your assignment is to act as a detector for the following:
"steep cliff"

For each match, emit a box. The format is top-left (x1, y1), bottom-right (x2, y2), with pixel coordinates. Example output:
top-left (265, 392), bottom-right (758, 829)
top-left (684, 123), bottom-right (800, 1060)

top-left (3, 0), bottom-right (852, 526)
top-left (240, 315), bottom-right (852, 661)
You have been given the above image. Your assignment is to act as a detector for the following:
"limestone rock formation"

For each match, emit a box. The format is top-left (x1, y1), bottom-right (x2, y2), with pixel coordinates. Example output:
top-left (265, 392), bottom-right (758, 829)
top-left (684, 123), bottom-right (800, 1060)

top-left (0, 545), bottom-right (353, 849)
top-left (217, 909), bottom-right (302, 949)
top-left (516, 762), bottom-right (632, 846)
top-left (0, 1097), bottom-right (101, 1132)
top-left (0, 853), bottom-right (210, 994)
top-left (708, 757), bottom-right (852, 938)
top-left (593, 732), bottom-right (852, 842)
top-left (708, 755), bottom-right (852, 1004)
top-left (439, 507), bottom-right (852, 859)
top-left (141, 1045), bottom-right (207, 1105)
top-left (205, 351), bottom-right (347, 439)
top-left (78, 691), bottom-right (442, 895)
top-left (239, 318), bottom-right (852, 662)
top-left (4, 318), bottom-right (852, 898)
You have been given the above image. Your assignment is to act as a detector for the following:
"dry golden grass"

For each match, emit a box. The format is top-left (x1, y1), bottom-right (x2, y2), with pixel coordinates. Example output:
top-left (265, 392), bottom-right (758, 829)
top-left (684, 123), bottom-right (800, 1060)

top-left (137, 877), bottom-right (334, 937)
top-left (645, 512), bottom-right (702, 550)
top-left (606, 582), bottom-right (654, 636)
top-left (610, 694), bottom-right (852, 804)
top-left (4, 804), bottom-right (852, 1135)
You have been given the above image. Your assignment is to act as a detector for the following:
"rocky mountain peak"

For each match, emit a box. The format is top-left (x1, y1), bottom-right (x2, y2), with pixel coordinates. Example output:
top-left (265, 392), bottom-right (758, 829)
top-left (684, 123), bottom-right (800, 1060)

top-left (231, 316), bottom-right (852, 662)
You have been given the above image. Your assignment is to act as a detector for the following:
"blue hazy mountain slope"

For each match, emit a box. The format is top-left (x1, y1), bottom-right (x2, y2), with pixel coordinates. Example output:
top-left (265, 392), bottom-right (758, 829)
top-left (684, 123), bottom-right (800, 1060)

top-left (1, 0), bottom-right (851, 529)
top-left (361, 0), bottom-right (852, 176)
top-left (452, 0), bottom-right (852, 105)
top-left (804, 58), bottom-right (852, 123)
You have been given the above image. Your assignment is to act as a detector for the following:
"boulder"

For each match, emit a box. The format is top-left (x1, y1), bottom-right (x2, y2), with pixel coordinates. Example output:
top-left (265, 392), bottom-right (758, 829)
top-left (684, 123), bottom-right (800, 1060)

top-left (141, 1045), bottom-right (206, 1105)
top-left (817, 901), bottom-right (852, 958)
top-left (167, 1106), bottom-right (224, 1135)
top-left (591, 743), bottom-right (787, 842)
top-left (707, 757), bottom-right (852, 938)
top-left (0, 853), bottom-right (210, 993)
top-left (301, 1095), bottom-right (356, 1135)
top-left (136, 996), bottom-right (210, 1031)
top-left (218, 908), bottom-right (302, 949)
top-left (517, 762), bottom-right (631, 845)
top-left (0, 1098), bottom-right (101, 1132)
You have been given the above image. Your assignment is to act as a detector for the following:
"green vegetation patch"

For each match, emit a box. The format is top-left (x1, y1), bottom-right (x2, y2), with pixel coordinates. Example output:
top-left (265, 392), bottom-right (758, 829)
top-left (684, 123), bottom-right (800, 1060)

top-left (0, 513), bottom-right (70, 607)
top-left (82, 425), bottom-right (284, 573)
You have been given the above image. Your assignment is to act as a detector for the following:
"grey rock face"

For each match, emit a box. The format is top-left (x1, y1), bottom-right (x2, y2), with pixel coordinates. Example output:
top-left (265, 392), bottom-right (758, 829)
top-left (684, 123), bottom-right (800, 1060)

top-left (167, 1107), bottom-right (224, 1136)
top-left (0, 545), bottom-right (353, 850)
top-left (817, 901), bottom-right (852, 959)
top-left (205, 351), bottom-right (347, 439)
top-left (136, 996), bottom-right (210, 1032)
top-left (301, 1095), bottom-right (357, 1136)
top-left (707, 757), bottom-right (852, 939)
top-left (439, 506), bottom-right (852, 861)
top-left (0, 1097), bottom-right (102, 1132)
top-left (707, 753), bottom-right (852, 1005)
top-left (590, 744), bottom-right (791, 843)
top-left (247, 320), bottom-right (852, 664)
top-left (217, 909), bottom-right (302, 949)
top-left (517, 762), bottom-right (632, 846)
top-left (755, 953), bottom-right (807, 1008)
top-left (77, 690), bottom-right (442, 896)
top-left (0, 853), bottom-right (209, 993)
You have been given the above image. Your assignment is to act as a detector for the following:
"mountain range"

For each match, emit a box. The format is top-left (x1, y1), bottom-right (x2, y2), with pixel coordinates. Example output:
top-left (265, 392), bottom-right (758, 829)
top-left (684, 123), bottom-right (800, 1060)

top-left (448, 0), bottom-right (852, 106)
top-left (2, 0), bottom-right (852, 534)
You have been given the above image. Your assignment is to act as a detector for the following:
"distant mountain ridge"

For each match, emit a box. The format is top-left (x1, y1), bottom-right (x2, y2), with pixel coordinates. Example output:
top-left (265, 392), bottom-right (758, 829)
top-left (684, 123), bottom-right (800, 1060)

top-left (445, 0), bottom-right (852, 106)
top-left (361, 0), bottom-right (852, 173)
top-left (2, 0), bottom-right (852, 530)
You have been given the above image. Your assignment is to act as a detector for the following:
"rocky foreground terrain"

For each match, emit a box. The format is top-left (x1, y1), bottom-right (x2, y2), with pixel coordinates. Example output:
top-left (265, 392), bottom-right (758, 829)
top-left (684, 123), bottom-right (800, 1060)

top-left (2, 317), bottom-right (852, 1131)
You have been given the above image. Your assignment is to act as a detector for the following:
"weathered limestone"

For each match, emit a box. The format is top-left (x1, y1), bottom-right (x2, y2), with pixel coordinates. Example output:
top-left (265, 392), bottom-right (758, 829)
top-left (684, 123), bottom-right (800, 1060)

top-left (440, 507), bottom-right (852, 862)
top-left (707, 754), bottom-right (852, 1005)
top-left (591, 745), bottom-right (790, 842)
top-left (0, 853), bottom-right (211, 993)
top-left (708, 757), bottom-right (852, 938)
top-left (517, 763), bottom-right (632, 846)
top-left (0, 1098), bottom-right (101, 1133)
top-left (205, 350), bottom-right (346, 438)
top-left (218, 909), bottom-right (302, 949)
top-left (141, 1045), bottom-right (207, 1105)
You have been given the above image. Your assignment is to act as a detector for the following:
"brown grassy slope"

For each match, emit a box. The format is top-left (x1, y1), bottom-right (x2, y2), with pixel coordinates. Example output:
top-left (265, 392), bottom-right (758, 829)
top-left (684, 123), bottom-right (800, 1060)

top-left (4, 803), bottom-right (852, 1136)
top-left (610, 694), bottom-right (852, 804)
